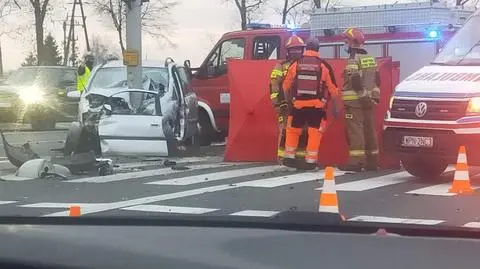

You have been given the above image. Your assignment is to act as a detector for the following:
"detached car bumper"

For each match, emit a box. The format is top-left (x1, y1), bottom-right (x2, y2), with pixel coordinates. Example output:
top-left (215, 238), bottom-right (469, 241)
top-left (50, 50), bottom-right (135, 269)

top-left (383, 127), bottom-right (480, 165)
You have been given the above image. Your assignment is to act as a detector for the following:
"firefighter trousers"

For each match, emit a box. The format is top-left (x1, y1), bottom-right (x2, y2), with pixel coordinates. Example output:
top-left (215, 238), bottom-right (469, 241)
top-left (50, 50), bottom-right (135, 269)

top-left (284, 107), bottom-right (325, 164)
top-left (344, 105), bottom-right (379, 168)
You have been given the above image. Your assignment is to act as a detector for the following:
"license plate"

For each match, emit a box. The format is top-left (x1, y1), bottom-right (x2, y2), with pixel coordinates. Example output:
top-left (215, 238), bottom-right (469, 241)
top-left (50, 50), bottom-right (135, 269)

top-left (401, 136), bottom-right (433, 148)
top-left (0, 103), bottom-right (11, 108)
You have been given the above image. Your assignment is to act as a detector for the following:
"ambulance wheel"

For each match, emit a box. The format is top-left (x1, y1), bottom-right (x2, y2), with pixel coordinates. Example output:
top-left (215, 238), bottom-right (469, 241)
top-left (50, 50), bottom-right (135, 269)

top-left (401, 159), bottom-right (448, 180)
top-left (197, 111), bottom-right (213, 146)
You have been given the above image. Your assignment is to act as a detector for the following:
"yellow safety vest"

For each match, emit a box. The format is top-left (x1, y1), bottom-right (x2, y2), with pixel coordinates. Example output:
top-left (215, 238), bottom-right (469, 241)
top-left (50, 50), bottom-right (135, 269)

top-left (77, 65), bottom-right (91, 93)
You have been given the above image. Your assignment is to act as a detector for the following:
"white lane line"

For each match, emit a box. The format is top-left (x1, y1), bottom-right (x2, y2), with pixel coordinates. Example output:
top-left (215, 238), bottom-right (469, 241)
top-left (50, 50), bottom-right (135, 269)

top-left (348, 215), bottom-right (444, 225)
top-left (114, 156), bottom-right (223, 170)
top-left (121, 205), bottom-right (219, 214)
top-left (67, 163), bottom-right (243, 183)
top-left (463, 222), bottom-right (480, 228)
top-left (0, 201), bottom-right (16, 205)
top-left (237, 169), bottom-right (345, 188)
top-left (406, 184), bottom-right (458, 196)
top-left (146, 165), bottom-right (285, 186)
top-left (41, 184), bottom-right (238, 216)
top-left (230, 210), bottom-right (279, 217)
top-left (314, 171), bottom-right (411, 191)
top-left (21, 203), bottom-right (108, 208)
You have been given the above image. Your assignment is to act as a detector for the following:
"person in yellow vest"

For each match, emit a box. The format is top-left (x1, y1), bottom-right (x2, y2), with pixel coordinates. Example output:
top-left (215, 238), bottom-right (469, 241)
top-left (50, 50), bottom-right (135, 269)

top-left (77, 52), bottom-right (95, 93)
top-left (340, 27), bottom-right (381, 172)
top-left (269, 35), bottom-right (306, 161)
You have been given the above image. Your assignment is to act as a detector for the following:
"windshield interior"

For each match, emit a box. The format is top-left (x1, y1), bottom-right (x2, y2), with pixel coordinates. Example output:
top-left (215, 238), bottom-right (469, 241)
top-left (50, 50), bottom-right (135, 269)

top-left (90, 67), bottom-right (168, 90)
top-left (432, 15), bottom-right (480, 65)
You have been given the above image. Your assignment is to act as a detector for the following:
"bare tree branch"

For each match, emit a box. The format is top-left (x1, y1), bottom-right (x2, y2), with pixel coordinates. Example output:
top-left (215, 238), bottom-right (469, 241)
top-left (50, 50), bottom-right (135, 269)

top-left (92, 0), bottom-right (178, 52)
top-left (273, 0), bottom-right (311, 25)
top-left (222, 0), bottom-right (268, 30)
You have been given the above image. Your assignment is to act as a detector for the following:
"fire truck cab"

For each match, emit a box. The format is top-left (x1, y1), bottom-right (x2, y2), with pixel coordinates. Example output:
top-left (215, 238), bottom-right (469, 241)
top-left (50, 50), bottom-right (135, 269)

top-left (384, 8), bottom-right (480, 180)
top-left (190, 25), bottom-right (308, 146)
top-left (190, 2), bottom-right (472, 147)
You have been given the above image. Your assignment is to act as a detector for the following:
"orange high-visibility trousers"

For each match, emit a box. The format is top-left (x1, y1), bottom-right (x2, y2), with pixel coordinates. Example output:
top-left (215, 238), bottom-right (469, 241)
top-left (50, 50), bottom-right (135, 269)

top-left (284, 107), bottom-right (326, 164)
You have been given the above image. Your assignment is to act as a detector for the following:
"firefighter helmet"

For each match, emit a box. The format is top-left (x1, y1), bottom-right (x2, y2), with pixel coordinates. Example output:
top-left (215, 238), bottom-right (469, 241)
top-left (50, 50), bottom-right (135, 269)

top-left (342, 27), bottom-right (365, 49)
top-left (285, 35), bottom-right (306, 49)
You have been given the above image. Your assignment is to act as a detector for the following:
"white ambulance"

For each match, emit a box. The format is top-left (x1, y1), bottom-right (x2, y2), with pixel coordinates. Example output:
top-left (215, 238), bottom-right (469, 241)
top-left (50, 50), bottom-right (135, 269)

top-left (383, 9), bottom-right (480, 180)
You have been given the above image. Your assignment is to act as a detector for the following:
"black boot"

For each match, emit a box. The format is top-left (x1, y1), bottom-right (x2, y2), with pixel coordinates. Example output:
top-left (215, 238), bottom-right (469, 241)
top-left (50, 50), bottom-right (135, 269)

top-left (282, 158), bottom-right (297, 169)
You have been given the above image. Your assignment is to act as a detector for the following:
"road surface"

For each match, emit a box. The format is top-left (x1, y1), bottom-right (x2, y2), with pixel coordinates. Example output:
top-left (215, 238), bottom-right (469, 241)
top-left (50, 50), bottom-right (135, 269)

top-left (1, 128), bottom-right (480, 229)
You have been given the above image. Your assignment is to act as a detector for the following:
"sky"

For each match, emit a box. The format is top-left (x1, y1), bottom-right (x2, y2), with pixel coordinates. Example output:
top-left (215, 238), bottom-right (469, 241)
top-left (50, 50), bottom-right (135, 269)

top-left (0, 0), bottom-right (451, 71)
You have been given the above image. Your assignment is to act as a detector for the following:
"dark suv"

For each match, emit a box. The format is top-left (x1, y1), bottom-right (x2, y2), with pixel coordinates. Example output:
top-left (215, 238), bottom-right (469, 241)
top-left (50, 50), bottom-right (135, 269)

top-left (0, 66), bottom-right (78, 130)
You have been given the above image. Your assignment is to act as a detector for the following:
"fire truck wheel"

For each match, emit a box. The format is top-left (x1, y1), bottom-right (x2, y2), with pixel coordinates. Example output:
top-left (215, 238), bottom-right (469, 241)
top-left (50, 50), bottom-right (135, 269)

top-left (401, 159), bottom-right (448, 181)
top-left (197, 111), bottom-right (213, 146)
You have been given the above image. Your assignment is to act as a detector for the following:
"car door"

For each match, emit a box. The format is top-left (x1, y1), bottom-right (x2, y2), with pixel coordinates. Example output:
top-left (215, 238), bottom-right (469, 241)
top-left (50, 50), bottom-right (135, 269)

top-left (97, 90), bottom-right (170, 156)
top-left (176, 65), bottom-right (198, 140)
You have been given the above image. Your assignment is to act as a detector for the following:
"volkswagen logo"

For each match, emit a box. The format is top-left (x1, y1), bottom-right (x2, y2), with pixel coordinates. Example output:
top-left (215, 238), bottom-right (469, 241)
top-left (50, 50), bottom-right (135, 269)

top-left (415, 102), bottom-right (428, 118)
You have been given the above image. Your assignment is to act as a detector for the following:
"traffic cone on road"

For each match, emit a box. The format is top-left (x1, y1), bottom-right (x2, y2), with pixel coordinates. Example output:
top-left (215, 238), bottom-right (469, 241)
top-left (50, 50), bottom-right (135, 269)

top-left (69, 205), bottom-right (81, 217)
top-left (319, 166), bottom-right (345, 221)
top-left (448, 146), bottom-right (474, 194)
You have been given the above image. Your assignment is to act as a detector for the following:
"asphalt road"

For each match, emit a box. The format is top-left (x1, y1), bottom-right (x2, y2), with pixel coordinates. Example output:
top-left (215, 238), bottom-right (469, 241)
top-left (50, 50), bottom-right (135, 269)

top-left (1, 127), bottom-right (480, 229)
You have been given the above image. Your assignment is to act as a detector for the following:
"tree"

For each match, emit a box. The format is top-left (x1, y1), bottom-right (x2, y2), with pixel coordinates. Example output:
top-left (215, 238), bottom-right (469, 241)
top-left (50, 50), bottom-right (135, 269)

top-left (223, 0), bottom-right (268, 30)
top-left (41, 33), bottom-right (62, 66)
top-left (22, 51), bottom-right (37, 66)
top-left (313, 0), bottom-right (341, 10)
top-left (92, 0), bottom-right (178, 52)
top-left (90, 35), bottom-right (115, 65)
top-left (21, 0), bottom-right (54, 66)
top-left (276, 0), bottom-right (312, 25)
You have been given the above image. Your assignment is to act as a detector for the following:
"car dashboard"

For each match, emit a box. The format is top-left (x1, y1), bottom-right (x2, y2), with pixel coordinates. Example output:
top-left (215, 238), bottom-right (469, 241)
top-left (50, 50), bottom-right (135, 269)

top-left (0, 214), bottom-right (477, 269)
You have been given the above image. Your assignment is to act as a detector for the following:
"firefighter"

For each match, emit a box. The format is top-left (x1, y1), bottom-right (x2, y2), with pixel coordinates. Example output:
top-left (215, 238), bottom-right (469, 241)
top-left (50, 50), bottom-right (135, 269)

top-left (77, 51), bottom-right (95, 93)
top-left (282, 37), bottom-right (340, 170)
top-left (340, 27), bottom-right (381, 172)
top-left (270, 35), bottom-right (306, 161)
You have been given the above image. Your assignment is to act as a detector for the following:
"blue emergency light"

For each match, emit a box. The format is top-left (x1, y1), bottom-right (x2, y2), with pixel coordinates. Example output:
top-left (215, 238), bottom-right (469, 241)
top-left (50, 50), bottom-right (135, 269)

top-left (429, 30), bottom-right (439, 38)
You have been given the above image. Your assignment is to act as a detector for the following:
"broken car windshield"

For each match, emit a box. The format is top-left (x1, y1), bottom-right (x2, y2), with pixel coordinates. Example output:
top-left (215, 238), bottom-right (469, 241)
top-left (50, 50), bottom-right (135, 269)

top-left (90, 67), bottom-right (168, 90)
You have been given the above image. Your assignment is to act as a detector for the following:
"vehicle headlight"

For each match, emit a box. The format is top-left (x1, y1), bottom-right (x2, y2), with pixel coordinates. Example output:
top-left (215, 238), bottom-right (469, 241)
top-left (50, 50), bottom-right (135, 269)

top-left (467, 97), bottom-right (480, 114)
top-left (19, 86), bottom-right (45, 104)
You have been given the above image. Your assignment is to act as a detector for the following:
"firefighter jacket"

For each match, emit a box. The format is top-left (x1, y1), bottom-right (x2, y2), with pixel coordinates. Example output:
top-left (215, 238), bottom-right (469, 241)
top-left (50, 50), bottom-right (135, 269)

top-left (342, 53), bottom-right (381, 108)
top-left (77, 64), bottom-right (91, 93)
top-left (270, 60), bottom-right (291, 109)
top-left (282, 50), bottom-right (339, 110)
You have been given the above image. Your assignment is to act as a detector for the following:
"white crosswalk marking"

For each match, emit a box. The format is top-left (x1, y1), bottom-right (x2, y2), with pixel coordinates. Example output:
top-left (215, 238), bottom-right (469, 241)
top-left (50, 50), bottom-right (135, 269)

top-left (237, 169), bottom-right (345, 188)
top-left (146, 165), bottom-right (285, 186)
top-left (230, 210), bottom-right (279, 217)
top-left (316, 171), bottom-right (411, 191)
top-left (67, 163), bottom-right (246, 183)
top-left (348, 215), bottom-right (444, 225)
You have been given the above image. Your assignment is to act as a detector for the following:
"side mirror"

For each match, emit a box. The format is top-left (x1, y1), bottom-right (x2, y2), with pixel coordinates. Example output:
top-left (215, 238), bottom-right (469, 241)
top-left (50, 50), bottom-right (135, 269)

top-left (103, 104), bottom-right (112, 115)
top-left (67, 91), bottom-right (81, 100)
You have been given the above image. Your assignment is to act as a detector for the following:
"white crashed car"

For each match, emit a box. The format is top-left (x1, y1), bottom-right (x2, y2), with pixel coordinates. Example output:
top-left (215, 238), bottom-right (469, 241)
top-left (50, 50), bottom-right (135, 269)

top-left (66, 58), bottom-right (199, 157)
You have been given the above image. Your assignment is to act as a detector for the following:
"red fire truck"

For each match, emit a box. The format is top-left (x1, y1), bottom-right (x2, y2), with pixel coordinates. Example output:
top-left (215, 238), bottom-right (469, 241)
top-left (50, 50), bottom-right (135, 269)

top-left (189, 2), bottom-right (473, 146)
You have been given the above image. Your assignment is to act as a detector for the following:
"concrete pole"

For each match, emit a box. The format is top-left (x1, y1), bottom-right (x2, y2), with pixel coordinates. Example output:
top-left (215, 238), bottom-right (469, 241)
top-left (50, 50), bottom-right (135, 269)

top-left (125, 0), bottom-right (143, 89)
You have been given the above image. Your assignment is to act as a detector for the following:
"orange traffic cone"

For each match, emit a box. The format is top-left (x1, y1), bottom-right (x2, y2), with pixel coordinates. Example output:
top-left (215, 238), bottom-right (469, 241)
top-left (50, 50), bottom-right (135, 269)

top-left (69, 205), bottom-right (81, 217)
top-left (448, 146), bottom-right (474, 194)
top-left (319, 166), bottom-right (345, 221)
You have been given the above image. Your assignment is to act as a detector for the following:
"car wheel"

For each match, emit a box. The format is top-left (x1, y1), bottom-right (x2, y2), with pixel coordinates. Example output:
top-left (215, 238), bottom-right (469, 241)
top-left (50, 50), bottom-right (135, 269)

top-left (401, 159), bottom-right (448, 180)
top-left (31, 119), bottom-right (56, 131)
top-left (197, 111), bottom-right (213, 146)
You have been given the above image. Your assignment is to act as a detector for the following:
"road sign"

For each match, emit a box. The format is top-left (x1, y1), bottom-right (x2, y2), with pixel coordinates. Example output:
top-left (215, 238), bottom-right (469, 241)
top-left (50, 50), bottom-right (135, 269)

top-left (123, 50), bottom-right (138, 66)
